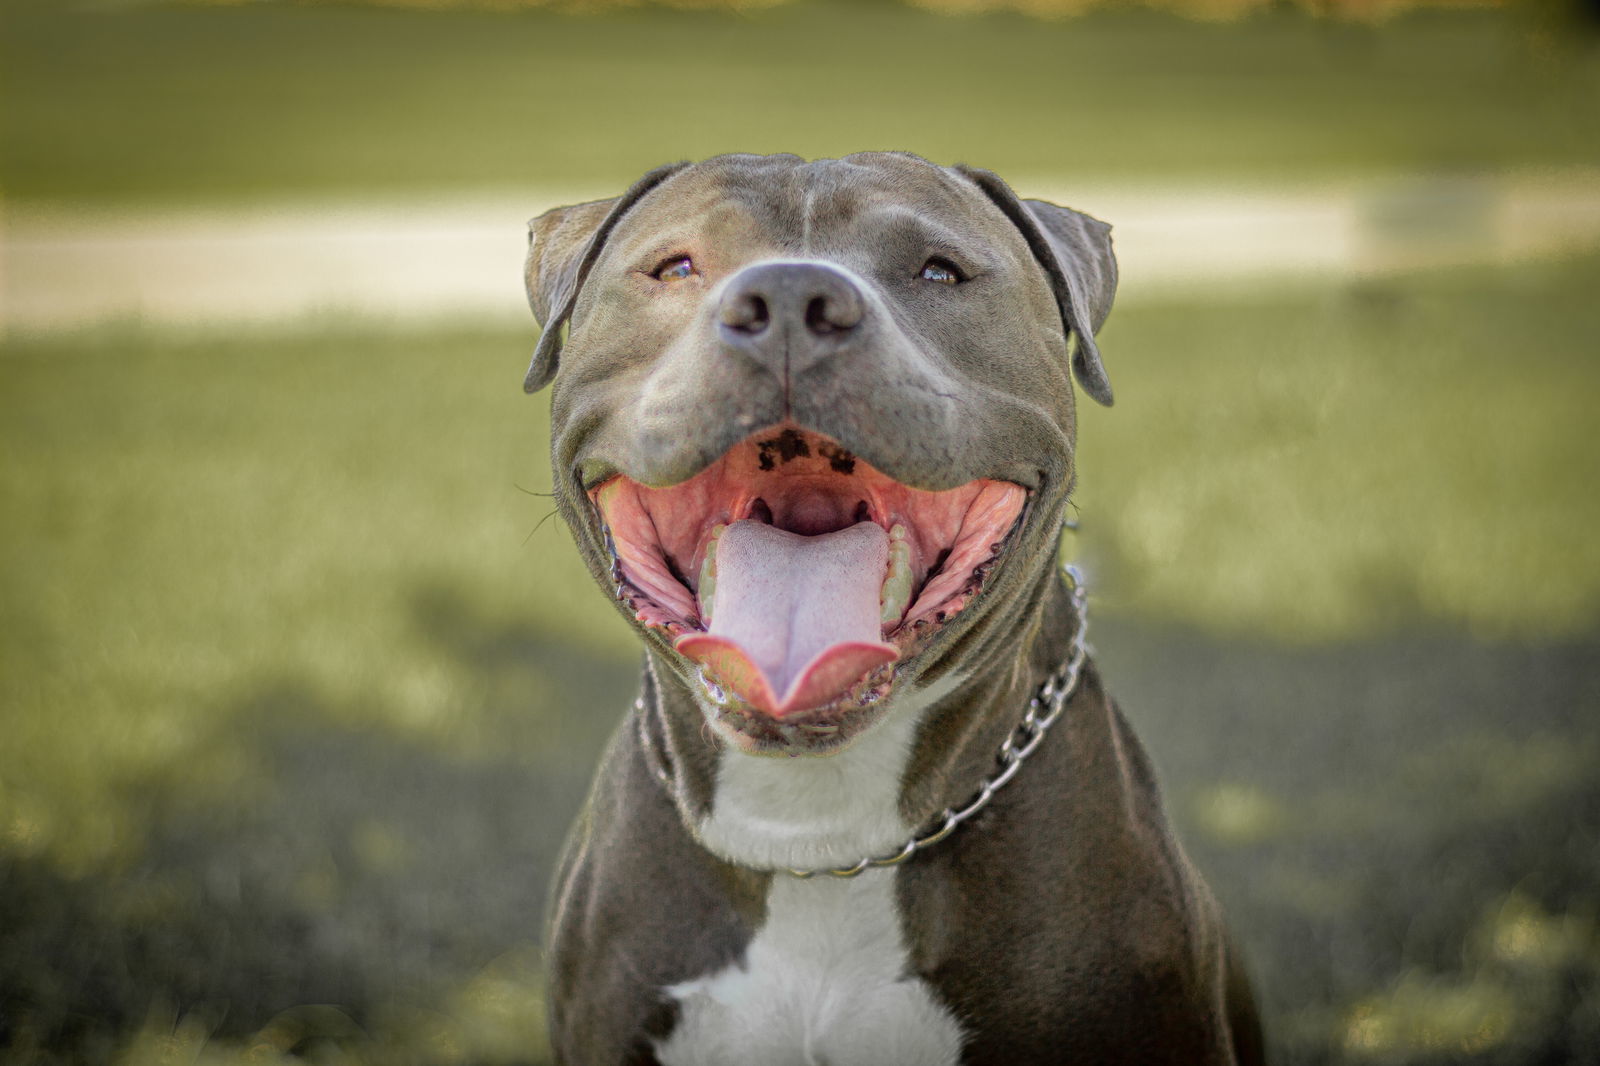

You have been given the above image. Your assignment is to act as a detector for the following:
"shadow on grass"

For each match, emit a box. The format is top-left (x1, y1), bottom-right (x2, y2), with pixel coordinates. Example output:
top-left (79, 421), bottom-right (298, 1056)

top-left (1096, 620), bottom-right (1600, 1064)
top-left (3, 595), bottom-right (1597, 1064)
top-left (1, 585), bottom-right (634, 1065)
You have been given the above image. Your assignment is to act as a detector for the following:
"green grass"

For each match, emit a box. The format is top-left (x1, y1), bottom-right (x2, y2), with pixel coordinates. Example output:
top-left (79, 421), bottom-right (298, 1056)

top-left (2, 251), bottom-right (1597, 1063)
top-left (0, 319), bottom-right (617, 870)
top-left (3, 1), bottom-right (1597, 207)
top-left (1075, 253), bottom-right (1600, 639)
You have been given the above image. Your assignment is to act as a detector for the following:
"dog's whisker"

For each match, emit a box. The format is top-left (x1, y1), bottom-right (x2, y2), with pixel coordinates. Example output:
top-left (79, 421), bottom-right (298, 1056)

top-left (512, 482), bottom-right (557, 498)
top-left (521, 508), bottom-right (561, 545)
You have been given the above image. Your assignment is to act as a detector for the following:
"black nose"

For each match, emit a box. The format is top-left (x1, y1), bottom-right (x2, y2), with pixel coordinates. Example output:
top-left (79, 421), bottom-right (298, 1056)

top-left (717, 262), bottom-right (866, 361)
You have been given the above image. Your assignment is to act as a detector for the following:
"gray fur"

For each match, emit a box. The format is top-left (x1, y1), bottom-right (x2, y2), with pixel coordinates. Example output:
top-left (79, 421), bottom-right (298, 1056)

top-left (955, 164), bottom-right (1117, 407)
top-left (525, 153), bottom-right (1261, 1064)
top-left (524, 161), bottom-right (689, 393)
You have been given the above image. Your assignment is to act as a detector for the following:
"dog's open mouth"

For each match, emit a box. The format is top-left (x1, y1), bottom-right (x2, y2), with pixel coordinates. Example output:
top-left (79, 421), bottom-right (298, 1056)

top-left (591, 426), bottom-right (1027, 728)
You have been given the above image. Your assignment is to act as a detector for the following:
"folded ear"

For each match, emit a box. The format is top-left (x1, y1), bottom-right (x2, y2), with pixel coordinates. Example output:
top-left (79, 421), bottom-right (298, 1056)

top-left (955, 165), bottom-right (1118, 407)
top-left (523, 161), bottom-right (690, 393)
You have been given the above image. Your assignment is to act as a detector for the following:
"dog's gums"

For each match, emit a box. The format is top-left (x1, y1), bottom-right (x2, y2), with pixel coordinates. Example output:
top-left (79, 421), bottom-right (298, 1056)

top-left (592, 426), bottom-right (1026, 723)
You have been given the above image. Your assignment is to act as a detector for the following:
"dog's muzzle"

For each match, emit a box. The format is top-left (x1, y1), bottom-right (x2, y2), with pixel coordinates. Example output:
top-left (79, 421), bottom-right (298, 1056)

top-left (592, 425), bottom-right (1028, 726)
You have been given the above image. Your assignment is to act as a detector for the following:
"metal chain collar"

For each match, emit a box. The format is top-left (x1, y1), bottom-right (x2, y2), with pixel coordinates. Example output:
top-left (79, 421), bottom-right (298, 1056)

top-left (634, 563), bottom-right (1090, 879)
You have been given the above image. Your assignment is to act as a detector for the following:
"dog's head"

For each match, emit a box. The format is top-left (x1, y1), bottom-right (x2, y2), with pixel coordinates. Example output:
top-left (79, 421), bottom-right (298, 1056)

top-left (525, 152), bottom-right (1114, 756)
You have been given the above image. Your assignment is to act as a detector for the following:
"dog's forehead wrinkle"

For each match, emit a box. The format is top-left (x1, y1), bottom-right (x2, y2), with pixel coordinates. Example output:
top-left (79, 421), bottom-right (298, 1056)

top-left (627, 156), bottom-right (985, 272)
top-left (871, 205), bottom-right (966, 247)
top-left (711, 155), bottom-right (940, 247)
top-left (611, 189), bottom-right (757, 265)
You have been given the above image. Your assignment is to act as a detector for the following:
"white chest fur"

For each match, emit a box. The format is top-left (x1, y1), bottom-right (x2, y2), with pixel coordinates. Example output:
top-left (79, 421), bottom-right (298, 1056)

top-left (658, 676), bottom-right (969, 1064)
top-left (691, 673), bottom-right (965, 872)
top-left (655, 869), bottom-right (965, 1066)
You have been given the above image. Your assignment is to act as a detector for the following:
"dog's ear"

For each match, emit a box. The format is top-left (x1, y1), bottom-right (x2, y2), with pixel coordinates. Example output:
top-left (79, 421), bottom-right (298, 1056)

top-left (955, 165), bottom-right (1117, 407)
top-left (523, 161), bottom-right (690, 394)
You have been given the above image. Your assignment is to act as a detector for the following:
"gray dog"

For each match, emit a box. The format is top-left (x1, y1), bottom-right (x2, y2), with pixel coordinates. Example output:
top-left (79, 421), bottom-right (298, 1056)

top-left (522, 152), bottom-right (1263, 1065)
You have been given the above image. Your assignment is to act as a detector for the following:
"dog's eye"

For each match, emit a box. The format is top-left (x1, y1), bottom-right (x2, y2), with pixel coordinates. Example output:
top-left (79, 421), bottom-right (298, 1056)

top-left (653, 256), bottom-right (695, 281)
top-left (919, 258), bottom-right (963, 285)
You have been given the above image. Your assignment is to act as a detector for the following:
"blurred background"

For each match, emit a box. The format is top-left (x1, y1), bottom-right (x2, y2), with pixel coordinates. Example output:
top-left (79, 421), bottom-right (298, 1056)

top-left (3, 0), bottom-right (1599, 1063)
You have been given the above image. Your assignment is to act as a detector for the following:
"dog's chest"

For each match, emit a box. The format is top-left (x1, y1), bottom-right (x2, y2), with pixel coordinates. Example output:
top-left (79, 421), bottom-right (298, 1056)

top-left (654, 869), bottom-right (964, 1066)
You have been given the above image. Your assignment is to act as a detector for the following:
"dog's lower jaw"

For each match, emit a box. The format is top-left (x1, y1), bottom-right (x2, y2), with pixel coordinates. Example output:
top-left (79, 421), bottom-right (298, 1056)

top-left (686, 659), bottom-right (901, 757)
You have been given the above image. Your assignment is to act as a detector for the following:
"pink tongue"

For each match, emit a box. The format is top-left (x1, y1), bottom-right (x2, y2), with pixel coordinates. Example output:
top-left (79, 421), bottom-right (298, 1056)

top-left (675, 520), bottom-right (899, 718)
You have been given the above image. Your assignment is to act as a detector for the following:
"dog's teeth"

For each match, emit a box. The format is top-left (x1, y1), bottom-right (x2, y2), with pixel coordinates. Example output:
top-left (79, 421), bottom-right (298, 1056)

top-left (880, 528), bottom-right (913, 624)
top-left (697, 523), bottom-right (726, 622)
top-left (698, 671), bottom-right (732, 708)
top-left (799, 723), bottom-right (838, 736)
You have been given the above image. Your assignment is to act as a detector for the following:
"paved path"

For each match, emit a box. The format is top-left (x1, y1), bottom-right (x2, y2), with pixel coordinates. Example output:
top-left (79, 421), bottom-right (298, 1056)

top-left (5, 169), bottom-right (1598, 332)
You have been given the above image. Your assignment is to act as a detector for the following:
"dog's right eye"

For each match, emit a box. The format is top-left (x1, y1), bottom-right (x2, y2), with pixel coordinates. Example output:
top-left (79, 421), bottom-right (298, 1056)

top-left (652, 256), bottom-right (695, 281)
top-left (918, 258), bottom-right (963, 285)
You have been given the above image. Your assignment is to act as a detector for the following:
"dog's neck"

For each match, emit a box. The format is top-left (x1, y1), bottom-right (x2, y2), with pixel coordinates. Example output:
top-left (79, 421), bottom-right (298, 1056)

top-left (639, 570), bottom-right (1080, 873)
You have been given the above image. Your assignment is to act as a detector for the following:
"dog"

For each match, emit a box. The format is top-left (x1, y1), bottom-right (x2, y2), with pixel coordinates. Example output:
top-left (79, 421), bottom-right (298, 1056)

top-left (522, 152), bottom-right (1263, 1065)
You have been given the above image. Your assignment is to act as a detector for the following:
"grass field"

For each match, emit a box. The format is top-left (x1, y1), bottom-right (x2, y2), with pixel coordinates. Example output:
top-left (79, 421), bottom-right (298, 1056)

top-left (3, 249), bottom-right (1598, 1063)
top-left (3, 1), bottom-right (1598, 207)
top-left (4, 0), bottom-right (1599, 1062)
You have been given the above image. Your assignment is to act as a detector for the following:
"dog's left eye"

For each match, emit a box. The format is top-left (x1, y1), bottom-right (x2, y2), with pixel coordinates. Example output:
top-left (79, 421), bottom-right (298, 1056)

top-left (653, 256), bottom-right (695, 281)
top-left (919, 258), bottom-right (963, 285)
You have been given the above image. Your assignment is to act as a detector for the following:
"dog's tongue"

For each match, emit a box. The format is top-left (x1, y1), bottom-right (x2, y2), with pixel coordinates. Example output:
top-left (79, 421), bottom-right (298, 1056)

top-left (675, 519), bottom-right (899, 717)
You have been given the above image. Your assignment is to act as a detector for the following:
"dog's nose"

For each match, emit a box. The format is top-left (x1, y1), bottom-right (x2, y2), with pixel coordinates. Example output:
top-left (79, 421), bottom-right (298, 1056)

top-left (717, 262), bottom-right (865, 356)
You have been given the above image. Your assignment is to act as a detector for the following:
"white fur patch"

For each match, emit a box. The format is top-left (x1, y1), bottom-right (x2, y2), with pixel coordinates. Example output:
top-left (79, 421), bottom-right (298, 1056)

top-left (661, 674), bottom-right (969, 1063)
top-left (655, 870), bottom-right (965, 1066)
top-left (693, 672), bottom-right (964, 871)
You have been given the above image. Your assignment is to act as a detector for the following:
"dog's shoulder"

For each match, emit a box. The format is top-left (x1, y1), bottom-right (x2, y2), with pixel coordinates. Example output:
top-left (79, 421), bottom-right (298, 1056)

top-left (545, 722), bottom-right (766, 1064)
top-left (894, 666), bottom-right (1246, 1064)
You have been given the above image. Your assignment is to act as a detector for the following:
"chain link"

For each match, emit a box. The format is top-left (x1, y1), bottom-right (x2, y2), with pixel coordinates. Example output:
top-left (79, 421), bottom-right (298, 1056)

top-left (634, 564), bottom-right (1090, 879)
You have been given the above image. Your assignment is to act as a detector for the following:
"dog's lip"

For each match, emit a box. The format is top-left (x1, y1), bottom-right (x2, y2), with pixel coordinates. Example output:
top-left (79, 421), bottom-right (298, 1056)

top-left (698, 681), bottom-right (897, 755)
top-left (587, 425), bottom-right (1029, 724)
top-left (575, 446), bottom-right (1045, 498)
